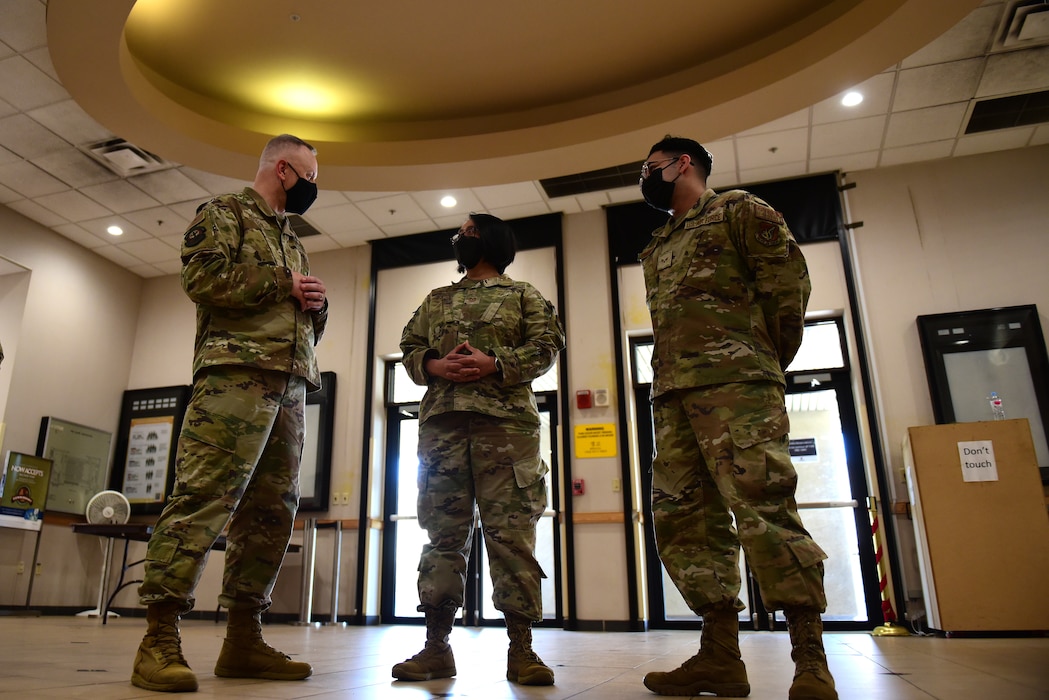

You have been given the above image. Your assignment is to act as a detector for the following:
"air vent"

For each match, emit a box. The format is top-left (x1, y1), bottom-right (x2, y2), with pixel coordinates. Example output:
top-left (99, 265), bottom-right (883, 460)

top-left (288, 214), bottom-right (323, 238)
top-left (991, 0), bottom-right (1049, 53)
top-left (965, 89), bottom-right (1049, 134)
top-left (81, 138), bottom-right (173, 177)
top-left (539, 161), bottom-right (644, 199)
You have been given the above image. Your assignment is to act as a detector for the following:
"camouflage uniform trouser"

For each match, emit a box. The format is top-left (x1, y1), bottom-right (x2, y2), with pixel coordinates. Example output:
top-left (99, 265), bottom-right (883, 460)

top-left (416, 411), bottom-right (548, 621)
top-left (652, 381), bottom-right (828, 614)
top-left (139, 366), bottom-right (306, 612)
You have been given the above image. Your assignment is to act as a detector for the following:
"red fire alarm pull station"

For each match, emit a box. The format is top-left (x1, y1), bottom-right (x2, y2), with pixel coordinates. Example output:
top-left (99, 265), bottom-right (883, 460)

top-left (572, 478), bottom-right (585, 496)
top-left (576, 389), bottom-right (592, 409)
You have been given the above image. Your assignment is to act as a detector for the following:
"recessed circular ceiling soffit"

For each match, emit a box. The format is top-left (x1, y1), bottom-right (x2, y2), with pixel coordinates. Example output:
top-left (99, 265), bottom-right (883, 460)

top-left (47, 0), bottom-right (983, 189)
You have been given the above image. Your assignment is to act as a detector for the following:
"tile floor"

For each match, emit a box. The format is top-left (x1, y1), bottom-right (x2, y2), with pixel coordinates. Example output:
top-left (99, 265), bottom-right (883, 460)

top-left (0, 615), bottom-right (1046, 699)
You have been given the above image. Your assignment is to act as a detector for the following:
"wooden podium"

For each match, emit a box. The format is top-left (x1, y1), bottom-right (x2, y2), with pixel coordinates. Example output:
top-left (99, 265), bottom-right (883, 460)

top-left (904, 419), bottom-right (1049, 633)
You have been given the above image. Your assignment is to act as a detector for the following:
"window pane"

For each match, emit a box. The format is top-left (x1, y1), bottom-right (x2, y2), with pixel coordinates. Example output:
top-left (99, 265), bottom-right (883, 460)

top-left (787, 321), bottom-right (845, 372)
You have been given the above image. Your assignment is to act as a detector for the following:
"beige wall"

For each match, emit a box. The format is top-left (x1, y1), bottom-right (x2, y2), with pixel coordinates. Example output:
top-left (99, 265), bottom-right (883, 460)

top-left (2, 143), bottom-right (1046, 625)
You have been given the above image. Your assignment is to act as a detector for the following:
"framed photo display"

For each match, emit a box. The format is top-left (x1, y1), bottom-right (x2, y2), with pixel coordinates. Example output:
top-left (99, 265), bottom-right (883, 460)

top-left (109, 385), bottom-right (191, 515)
top-left (299, 371), bottom-right (336, 511)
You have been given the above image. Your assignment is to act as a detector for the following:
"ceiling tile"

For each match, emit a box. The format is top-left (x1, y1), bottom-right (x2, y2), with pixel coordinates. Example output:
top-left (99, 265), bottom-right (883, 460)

top-left (31, 147), bottom-right (118, 188)
top-left (117, 238), bottom-right (179, 264)
top-left (735, 127), bottom-right (809, 170)
top-left (738, 161), bottom-right (808, 186)
top-left (168, 200), bottom-right (205, 223)
top-left (127, 263), bottom-right (165, 278)
top-left (153, 259), bottom-right (183, 276)
top-left (606, 185), bottom-right (642, 204)
top-left (310, 189), bottom-right (349, 208)
top-left (809, 151), bottom-right (880, 174)
top-left (23, 46), bottom-right (60, 83)
top-left (0, 159), bottom-right (69, 197)
top-left (300, 234), bottom-right (342, 254)
top-left (5, 197), bottom-right (68, 226)
top-left (977, 44), bottom-right (1049, 97)
top-left (329, 227), bottom-right (383, 248)
top-left (0, 95), bottom-right (15, 119)
top-left (574, 192), bottom-right (610, 211)
top-left (92, 244), bottom-right (147, 268)
top-left (892, 58), bottom-right (984, 112)
top-left (26, 100), bottom-right (114, 146)
top-left (79, 215), bottom-right (152, 243)
top-left (0, 113), bottom-right (70, 159)
top-left (0, 183), bottom-right (20, 204)
top-left (812, 73), bottom-right (895, 124)
top-left (0, 55), bottom-right (67, 111)
top-left (410, 189), bottom-right (484, 218)
top-left (380, 219), bottom-right (439, 237)
top-left (487, 202), bottom-right (552, 222)
top-left (473, 182), bottom-right (544, 209)
top-left (953, 126), bottom-right (1035, 156)
top-left (128, 169), bottom-right (211, 205)
top-left (545, 196), bottom-right (582, 215)
top-left (122, 206), bottom-right (192, 239)
top-left (177, 166), bottom-right (250, 194)
top-left (52, 222), bottom-right (109, 249)
top-left (884, 103), bottom-right (968, 147)
top-left (902, 4), bottom-right (1001, 67)
top-left (305, 202), bottom-right (374, 234)
top-left (810, 115), bottom-right (887, 158)
top-left (80, 179), bottom-right (163, 214)
top-left (34, 189), bottom-right (112, 221)
top-left (0, 0), bottom-right (47, 53)
top-left (1031, 123), bottom-right (1049, 145)
top-left (879, 140), bottom-right (956, 166)
top-left (736, 108), bottom-right (809, 136)
top-left (705, 139), bottom-right (738, 183)
top-left (355, 193), bottom-right (430, 225)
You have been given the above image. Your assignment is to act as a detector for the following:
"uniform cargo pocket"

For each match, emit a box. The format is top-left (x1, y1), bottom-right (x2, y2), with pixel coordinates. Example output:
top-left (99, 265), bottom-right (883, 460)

top-left (729, 405), bottom-right (789, 450)
top-left (512, 454), bottom-right (549, 488)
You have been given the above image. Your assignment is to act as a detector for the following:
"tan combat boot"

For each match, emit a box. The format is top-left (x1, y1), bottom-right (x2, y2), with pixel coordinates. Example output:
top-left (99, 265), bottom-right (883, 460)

top-left (131, 601), bottom-right (199, 692)
top-left (213, 607), bottom-right (312, 680)
top-left (643, 605), bottom-right (750, 697)
top-left (392, 607), bottom-right (457, 681)
top-left (506, 614), bottom-right (555, 685)
top-left (785, 607), bottom-right (838, 700)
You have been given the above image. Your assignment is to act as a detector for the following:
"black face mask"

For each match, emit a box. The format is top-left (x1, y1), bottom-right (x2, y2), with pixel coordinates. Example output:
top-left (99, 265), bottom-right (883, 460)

top-left (453, 236), bottom-right (484, 271)
top-left (283, 165), bottom-right (318, 215)
top-left (641, 167), bottom-right (679, 213)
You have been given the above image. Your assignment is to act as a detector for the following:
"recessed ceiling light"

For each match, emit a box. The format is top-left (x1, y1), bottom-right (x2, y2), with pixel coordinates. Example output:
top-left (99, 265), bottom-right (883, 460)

top-left (107, 225), bottom-right (124, 236)
top-left (440, 195), bottom-right (457, 208)
top-left (842, 91), bottom-right (864, 107)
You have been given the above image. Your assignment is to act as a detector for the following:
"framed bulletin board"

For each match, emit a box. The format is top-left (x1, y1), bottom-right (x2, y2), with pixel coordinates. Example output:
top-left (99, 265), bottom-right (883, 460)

top-left (299, 371), bottom-right (335, 511)
top-left (36, 417), bottom-right (113, 516)
top-left (109, 385), bottom-right (191, 515)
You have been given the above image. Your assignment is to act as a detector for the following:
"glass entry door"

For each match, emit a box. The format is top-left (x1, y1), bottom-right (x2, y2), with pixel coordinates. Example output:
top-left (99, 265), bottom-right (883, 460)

top-left (635, 319), bottom-right (882, 630)
top-left (380, 362), bottom-right (562, 626)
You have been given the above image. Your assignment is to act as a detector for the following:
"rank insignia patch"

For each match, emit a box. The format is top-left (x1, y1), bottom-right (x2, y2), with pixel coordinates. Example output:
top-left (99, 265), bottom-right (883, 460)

top-left (184, 226), bottom-right (206, 247)
top-left (756, 223), bottom-right (782, 247)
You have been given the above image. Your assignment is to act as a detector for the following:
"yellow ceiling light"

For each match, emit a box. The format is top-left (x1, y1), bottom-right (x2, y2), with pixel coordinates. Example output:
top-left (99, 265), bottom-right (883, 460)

top-left (245, 78), bottom-right (355, 120)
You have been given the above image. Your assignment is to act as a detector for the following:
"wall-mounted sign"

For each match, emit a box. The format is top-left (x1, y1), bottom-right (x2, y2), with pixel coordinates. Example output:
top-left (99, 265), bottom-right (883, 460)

top-left (574, 424), bottom-right (617, 458)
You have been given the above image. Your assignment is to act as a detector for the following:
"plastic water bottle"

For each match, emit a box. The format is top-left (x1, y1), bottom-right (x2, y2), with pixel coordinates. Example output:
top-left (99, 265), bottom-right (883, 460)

top-left (988, 392), bottom-right (1005, 420)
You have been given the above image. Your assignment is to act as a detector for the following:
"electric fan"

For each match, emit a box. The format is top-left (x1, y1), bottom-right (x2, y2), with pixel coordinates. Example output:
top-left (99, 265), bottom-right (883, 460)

top-left (77, 490), bottom-right (132, 619)
top-left (84, 490), bottom-right (131, 525)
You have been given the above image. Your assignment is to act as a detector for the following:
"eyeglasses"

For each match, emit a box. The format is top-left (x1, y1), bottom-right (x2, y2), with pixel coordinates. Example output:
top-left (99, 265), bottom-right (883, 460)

top-left (285, 162), bottom-right (318, 183)
top-left (450, 225), bottom-right (480, 244)
top-left (640, 155), bottom-right (681, 179)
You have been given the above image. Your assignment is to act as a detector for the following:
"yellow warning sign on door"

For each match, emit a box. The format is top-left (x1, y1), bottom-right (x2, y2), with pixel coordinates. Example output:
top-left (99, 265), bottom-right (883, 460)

top-left (574, 423), bottom-right (617, 458)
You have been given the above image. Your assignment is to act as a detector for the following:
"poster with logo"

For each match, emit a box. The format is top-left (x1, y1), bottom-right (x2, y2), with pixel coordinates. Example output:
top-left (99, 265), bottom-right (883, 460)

top-left (0, 452), bottom-right (54, 531)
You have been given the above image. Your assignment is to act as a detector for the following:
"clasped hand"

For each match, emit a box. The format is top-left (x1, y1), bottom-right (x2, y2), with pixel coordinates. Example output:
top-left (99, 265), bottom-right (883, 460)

top-left (428, 341), bottom-right (498, 382)
top-left (291, 271), bottom-right (327, 312)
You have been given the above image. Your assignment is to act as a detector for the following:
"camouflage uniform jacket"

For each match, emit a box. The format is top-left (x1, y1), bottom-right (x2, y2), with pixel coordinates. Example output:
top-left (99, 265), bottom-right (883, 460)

top-left (639, 188), bottom-right (810, 398)
top-left (181, 187), bottom-right (327, 391)
top-left (400, 275), bottom-right (565, 425)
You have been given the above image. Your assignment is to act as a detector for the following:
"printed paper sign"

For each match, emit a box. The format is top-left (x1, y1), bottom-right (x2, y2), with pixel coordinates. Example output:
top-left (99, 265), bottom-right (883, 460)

top-left (957, 440), bottom-right (999, 482)
top-left (574, 424), bottom-right (617, 458)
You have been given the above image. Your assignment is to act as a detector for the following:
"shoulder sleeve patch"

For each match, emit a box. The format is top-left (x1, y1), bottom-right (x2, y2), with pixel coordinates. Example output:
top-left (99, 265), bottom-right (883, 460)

top-left (755, 222), bottom-right (783, 247)
top-left (184, 226), bottom-right (207, 248)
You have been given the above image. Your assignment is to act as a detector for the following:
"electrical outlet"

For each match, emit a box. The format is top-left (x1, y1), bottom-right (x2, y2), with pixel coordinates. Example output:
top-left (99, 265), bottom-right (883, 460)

top-left (16, 561), bottom-right (24, 575)
top-left (35, 562), bottom-right (42, 575)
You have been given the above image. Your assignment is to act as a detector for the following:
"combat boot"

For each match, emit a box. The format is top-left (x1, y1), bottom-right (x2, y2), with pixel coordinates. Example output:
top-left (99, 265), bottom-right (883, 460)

top-left (213, 606), bottom-right (312, 680)
top-left (785, 607), bottom-right (838, 700)
top-left (131, 601), bottom-right (199, 692)
top-left (392, 607), bottom-right (457, 681)
top-left (506, 613), bottom-right (555, 685)
top-left (643, 604), bottom-right (750, 697)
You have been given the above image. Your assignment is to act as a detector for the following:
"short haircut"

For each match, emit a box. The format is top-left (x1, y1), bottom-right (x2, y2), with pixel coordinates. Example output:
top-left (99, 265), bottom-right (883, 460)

top-left (648, 135), bottom-right (713, 177)
top-left (469, 212), bottom-right (517, 274)
top-left (260, 134), bottom-right (317, 165)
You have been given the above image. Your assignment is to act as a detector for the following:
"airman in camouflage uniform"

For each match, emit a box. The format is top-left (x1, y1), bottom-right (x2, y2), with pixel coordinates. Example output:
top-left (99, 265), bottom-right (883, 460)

top-left (638, 136), bottom-right (838, 700)
top-left (394, 213), bottom-right (564, 687)
top-left (132, 134), bottom-right (327, 693)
